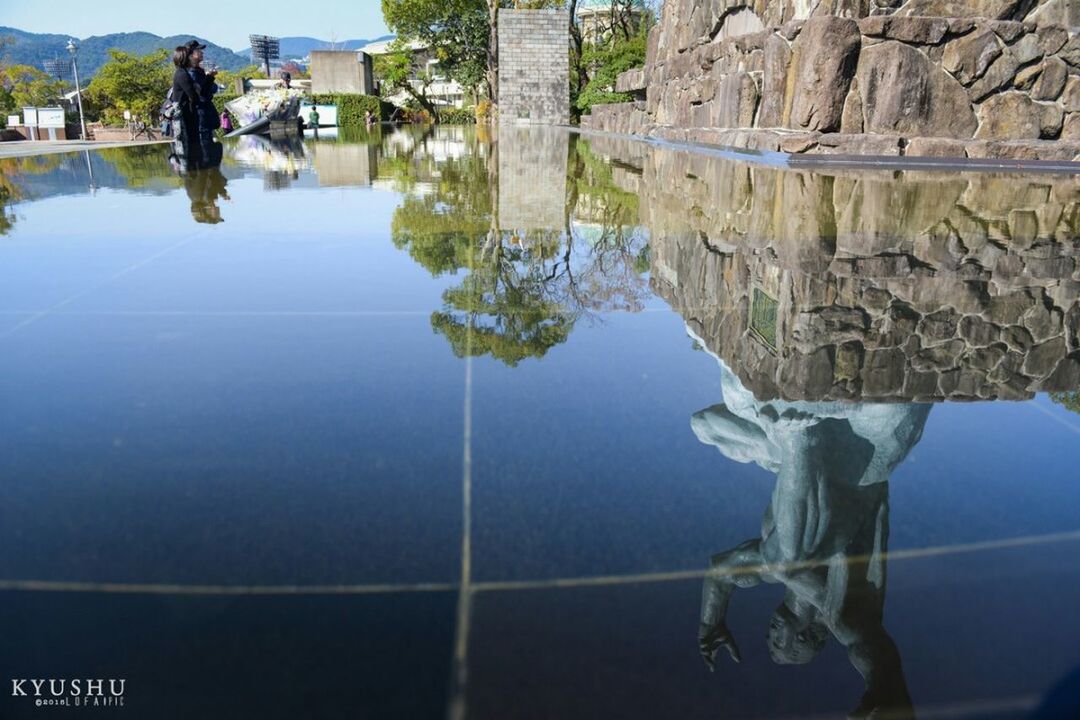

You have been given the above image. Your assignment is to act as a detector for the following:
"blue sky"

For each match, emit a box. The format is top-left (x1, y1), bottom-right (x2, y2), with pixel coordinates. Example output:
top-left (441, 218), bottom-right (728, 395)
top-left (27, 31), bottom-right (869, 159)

top-left (3, 0), bottom-right (391, 51)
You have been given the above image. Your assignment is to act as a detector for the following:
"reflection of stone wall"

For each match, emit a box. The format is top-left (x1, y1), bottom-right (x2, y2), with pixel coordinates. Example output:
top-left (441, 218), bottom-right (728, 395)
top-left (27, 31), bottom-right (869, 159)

top-left (587, 135), bottom-right (1080, 401)
top-left (498, 126), bottom-right (568, 229)
top-left (313, 142), bottom-right (378, 187)
top-left (584, 1), bottom-right (1080, 161)
top-left (498, 9), bottom-right (571, 125)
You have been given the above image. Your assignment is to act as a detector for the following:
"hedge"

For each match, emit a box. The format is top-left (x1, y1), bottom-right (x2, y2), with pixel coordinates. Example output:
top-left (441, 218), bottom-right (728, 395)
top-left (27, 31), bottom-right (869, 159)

top-left (437, 107), bottom-right (476, 124)
top-left (311, 93), bottom-right (393, 126)
top-left (214, 92), bottom-right (393, 128)
top-left (213, 93), bottom-right (240, 115)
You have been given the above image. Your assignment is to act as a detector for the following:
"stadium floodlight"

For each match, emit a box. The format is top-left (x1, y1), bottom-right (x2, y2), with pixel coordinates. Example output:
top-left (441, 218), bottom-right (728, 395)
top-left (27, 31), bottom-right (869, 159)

top-left (43, 58), bottom-right (69, 80)
top-left (249, 35), bottom-right (281, 79)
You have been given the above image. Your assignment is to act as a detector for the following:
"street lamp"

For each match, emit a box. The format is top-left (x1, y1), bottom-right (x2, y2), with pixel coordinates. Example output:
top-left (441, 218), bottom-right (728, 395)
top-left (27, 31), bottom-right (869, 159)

top-left (66, 38), bottom-right (88, 141)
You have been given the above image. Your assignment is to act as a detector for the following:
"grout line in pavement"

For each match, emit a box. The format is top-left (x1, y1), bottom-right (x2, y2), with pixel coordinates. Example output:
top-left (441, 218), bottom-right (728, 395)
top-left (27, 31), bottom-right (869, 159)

top-left (4, 528), bottom-right (1080, 597)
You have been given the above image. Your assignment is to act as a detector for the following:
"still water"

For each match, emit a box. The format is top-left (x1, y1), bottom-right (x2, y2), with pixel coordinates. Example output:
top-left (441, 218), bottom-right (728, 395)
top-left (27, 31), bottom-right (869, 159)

top-left (1, 126), bottom-right (1079, 719)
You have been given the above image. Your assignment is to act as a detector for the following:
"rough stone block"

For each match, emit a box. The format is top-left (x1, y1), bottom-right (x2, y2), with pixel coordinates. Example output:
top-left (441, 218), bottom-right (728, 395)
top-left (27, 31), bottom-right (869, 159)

top-left (905, 136), bottom-right (969, 157)
top-left (1032, 56), bottom-right (1069, 99)
top-left (858, 41), bottom-right (978, 138)
top-left (788, 17), bottom-right (862, 132)
top-left (943, 30), bottom-right (1002, 86)
top-left (895, 0), bottom-right (1026, 20)
top-left (858, 15), bottom-right (951, 44)
top-left (976, 92), bottom-right (1064, 140)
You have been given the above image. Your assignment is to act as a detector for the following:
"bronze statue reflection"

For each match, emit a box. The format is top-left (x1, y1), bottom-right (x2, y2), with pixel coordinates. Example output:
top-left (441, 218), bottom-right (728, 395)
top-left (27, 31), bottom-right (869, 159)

top-left (183, 167), bottom-right (229, 224)
top-left (690, 327), bottom-right (928, 719)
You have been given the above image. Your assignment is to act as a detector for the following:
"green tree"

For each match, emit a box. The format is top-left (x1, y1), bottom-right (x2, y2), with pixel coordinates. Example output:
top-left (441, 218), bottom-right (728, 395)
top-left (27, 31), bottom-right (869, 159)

top-left (215, 64), bottom-right (264, 93)
top-left (375, 41), bottom-right (439, 118)
top-left (0, 64), bottom-right (67, 109)
top-left (0, 85), bottom-right (14, 123)
top-left (85, 48), bottom-right (171, 126)
top-left (574, 27), bottom-right (646, 114)
top-left (0, 35), bottom-right (14, 123)
top-left (383, 0), bottom-right (495, 99)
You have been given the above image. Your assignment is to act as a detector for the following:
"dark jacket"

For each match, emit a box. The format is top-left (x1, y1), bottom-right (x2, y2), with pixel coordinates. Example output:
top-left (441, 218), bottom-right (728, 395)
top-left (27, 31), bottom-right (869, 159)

top-left (188, 67), bottom-right (220, 131)
top-left (172, 66), bottom-right (201, 111)
top-left (189, 67), bottom-right (217, 102)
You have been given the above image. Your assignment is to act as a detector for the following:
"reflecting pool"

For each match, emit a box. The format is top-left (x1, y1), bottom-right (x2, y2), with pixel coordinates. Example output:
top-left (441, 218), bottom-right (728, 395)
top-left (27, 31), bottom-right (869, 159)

top-left (2, 126), bottom-right (1080, 719)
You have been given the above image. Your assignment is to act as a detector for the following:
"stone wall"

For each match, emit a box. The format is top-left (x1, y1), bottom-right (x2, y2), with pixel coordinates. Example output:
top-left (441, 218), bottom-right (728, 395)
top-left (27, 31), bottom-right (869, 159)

top-left (498, 9), bottom-right (571, 125)
top-left (586, 134), bottom-right (1080, 401)
top-left (583, 0), bottom-right (1080, 160)
top-left (310, 51), bottom-right (375, 95)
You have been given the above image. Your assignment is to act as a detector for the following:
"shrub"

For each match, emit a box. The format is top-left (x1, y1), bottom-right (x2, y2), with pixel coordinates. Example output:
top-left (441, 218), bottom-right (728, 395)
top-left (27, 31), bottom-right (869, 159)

top-left (212, 93), bottom-right (240, 115)
top-left (475, 99), bottom-right (494, 124)
top-left (311, 93), bottom-right (394, 127)
top-left (438, 107), bottom-right (476, 124)
top-left (575, 30), bottom-right (647, 116)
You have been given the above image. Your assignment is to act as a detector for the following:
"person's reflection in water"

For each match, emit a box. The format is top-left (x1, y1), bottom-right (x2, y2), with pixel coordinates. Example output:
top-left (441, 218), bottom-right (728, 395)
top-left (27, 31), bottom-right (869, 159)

top-left (688, 327), bottom-right (928, 719)
top-left (183, 167), bottom-right (229, 224)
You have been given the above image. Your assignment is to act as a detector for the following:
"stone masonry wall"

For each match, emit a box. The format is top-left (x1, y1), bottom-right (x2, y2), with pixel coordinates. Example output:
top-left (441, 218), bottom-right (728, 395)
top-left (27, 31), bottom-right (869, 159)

top-left (583, 0), bottom-right (1080, 160)
top-left (498, 9), bottom-right (571, 125)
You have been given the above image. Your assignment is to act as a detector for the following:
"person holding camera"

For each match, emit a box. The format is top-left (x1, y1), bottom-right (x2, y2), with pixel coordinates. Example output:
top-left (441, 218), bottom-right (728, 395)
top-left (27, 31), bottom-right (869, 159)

top-left (185, 40), bottom-right (221, 165)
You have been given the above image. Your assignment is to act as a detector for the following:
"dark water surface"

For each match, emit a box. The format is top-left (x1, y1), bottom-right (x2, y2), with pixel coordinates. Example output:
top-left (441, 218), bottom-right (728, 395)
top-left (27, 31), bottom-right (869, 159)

top-left (1, 127), bottom-right (1079, 719)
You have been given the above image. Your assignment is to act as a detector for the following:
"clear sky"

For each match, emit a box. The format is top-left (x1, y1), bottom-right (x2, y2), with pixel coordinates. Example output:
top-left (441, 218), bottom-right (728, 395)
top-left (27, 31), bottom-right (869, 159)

top-left (2, 0), bottom-right (391, 51)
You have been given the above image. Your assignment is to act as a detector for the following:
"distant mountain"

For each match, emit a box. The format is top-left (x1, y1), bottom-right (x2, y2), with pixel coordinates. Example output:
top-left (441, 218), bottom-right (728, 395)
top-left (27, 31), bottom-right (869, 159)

top-left (0, 27), bottom-right (251, 78)
top-left (235, 35), bottom-right (396, 59)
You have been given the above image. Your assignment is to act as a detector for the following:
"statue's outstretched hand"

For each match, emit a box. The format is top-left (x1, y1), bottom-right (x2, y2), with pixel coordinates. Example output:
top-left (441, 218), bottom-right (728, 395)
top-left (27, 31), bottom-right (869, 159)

top-left (699, 622), bottom-right (742, 670)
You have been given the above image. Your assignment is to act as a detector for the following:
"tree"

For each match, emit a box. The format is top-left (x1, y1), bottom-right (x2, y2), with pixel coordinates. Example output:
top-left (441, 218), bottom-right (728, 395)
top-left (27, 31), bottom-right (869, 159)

top-left (574, 26), bottom-right (646, 115)
top-left (383, 1), bottom-right (575, 109)
top-left (0, 35), bottom-right (14, 122)
top-left (215, 64), bottom-right (264, 95)
top-left (383, 0), bottom-right (493, 98)
top-left (0, 64), bottom-right (67, 109)
top-left (375, 41), bottom-right (439, 118)
top-left (280, 61), bottom-right (309, 79)
top-left (85, 48), bottom-right (171, 126)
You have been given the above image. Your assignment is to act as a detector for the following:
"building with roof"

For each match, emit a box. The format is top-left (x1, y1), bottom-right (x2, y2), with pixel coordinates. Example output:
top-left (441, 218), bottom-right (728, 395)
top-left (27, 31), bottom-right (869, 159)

top-left (359, 38), bottom-right (467, 110)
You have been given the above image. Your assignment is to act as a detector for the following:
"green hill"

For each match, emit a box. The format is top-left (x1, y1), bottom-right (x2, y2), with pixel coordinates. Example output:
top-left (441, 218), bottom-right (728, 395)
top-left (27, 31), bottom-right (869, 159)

top-left (0, 27), bottom-right (251, 78)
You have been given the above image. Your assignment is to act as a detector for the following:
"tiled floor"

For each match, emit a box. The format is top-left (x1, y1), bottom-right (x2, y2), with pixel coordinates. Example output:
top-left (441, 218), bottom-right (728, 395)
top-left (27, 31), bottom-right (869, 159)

top-left (3, 144), bottom-right (1080, 719)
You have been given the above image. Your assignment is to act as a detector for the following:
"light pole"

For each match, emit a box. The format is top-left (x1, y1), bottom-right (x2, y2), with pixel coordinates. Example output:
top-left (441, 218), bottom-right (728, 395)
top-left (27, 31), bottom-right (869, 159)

top-left (66, 38), bottom-right (88, 140)
top-left (249, 35), bottom-right (280, 79)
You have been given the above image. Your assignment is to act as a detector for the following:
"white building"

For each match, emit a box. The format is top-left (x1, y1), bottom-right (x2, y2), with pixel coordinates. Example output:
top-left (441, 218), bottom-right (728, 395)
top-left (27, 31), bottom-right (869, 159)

top-left (359, 38), bottom-right (467, 109)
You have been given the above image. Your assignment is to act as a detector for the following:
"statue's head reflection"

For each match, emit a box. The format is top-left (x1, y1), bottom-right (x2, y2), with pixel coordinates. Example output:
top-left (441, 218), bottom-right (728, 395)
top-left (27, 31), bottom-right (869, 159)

top-left (689, 325), bottom-right (927, 719)
top-left (768, 598), bottom-right (829, 666)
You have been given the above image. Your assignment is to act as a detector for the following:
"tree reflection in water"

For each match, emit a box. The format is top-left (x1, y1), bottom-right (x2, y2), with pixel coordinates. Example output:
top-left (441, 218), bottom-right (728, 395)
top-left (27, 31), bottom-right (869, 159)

top-left (0, 154), bottom-right (66, 235)
top-left (388, 127), bottom-right (649, 365)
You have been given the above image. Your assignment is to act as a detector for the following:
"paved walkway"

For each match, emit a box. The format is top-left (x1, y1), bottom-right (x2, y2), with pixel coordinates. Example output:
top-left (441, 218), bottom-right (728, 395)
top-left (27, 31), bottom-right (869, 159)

top-left (0, 138), bottom-right (171, 159)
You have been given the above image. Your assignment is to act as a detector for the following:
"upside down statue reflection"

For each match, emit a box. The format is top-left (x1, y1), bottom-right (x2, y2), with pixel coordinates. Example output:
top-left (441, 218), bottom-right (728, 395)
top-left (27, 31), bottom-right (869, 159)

top-left (689, 326), bottom-right (929, 719)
